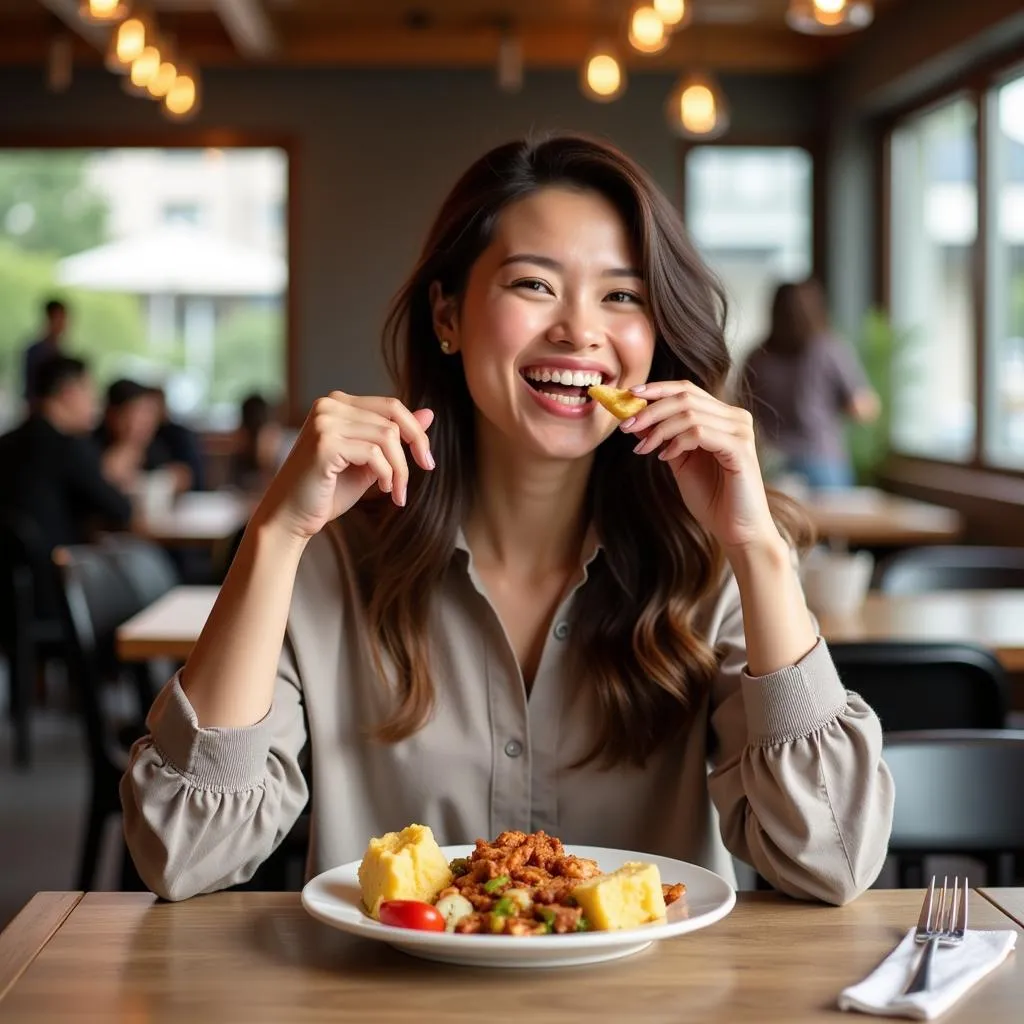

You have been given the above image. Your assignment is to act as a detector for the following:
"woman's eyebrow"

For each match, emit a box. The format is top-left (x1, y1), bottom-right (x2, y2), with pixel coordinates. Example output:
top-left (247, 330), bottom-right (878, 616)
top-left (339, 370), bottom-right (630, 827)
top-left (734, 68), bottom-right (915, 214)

top-left (499, 253), bottom-right (642, 278)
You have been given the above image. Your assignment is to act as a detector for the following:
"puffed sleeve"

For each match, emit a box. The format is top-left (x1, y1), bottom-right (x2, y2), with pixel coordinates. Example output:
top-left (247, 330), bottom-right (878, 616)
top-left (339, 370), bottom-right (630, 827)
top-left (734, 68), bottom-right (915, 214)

top-left (119, 632), bottom-right (309, 901)
top-left (705, 575), bottom-right (894, 905)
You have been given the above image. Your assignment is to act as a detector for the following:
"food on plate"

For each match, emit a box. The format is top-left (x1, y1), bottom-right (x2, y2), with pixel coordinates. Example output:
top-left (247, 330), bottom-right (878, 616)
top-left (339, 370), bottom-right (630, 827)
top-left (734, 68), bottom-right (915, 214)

top-left (571, 861), bottom-right (667, 931)
top-left (378, 899), bottom-right (446, 932)
top-left (359, 827), bottom-right (689, 937)
top-left (357, 823), bottom-right (453, 919)
top-left (587, 384), bottom-right (648, 420)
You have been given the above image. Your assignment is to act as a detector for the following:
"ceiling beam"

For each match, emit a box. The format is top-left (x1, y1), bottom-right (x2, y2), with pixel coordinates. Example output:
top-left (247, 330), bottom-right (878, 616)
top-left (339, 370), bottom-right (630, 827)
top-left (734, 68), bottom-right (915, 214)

top-left (213, 0), bottom-right (277, 59)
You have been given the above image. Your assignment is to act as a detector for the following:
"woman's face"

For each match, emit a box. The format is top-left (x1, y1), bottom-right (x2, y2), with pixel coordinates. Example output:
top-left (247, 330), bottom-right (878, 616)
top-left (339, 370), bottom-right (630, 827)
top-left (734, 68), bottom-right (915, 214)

top-left (438, 186), bottom-right (656, 462)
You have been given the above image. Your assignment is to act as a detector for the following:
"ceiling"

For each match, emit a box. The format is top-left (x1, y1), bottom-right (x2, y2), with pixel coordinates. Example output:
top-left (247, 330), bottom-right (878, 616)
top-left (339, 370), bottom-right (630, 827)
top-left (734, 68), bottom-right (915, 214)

top-left (0, 1), bottom-right (903, 74)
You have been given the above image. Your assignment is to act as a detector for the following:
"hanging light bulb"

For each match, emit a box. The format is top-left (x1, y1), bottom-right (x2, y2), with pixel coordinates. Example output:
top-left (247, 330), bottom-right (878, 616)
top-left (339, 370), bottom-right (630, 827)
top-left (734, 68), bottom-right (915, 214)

top-left (785, 0), bottom-right (874, 35)
top-left (146, 55), bottom-right (178, 99)
top-left (628, 4), bottom-right (669, 55)
top-left (79, 0), bottom-right (129, 23)
top-left (126, 43), bottom-right (161, 94)
top-left (162, 64), bottom-right (201, 121)
top-left (105, 13), bottom-right (147, 72)
top-left (665, 72), bottom-right (730, 140)
top-left (580, 43), bottom-right (626, 103)
top-left (653, 0), bottom-right (692, 31)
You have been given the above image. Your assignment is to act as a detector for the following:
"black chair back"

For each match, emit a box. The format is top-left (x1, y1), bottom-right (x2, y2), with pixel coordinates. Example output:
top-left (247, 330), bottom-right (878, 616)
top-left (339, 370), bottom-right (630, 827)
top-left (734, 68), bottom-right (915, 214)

top-left (831, 642), bottom-right (1007, 733)
top-left (876, 545), bottom-right (1024, 594)
top-left (100, 533), bottom-right (181, 606)
top-left (885, 730), bottom-right (1024, 885)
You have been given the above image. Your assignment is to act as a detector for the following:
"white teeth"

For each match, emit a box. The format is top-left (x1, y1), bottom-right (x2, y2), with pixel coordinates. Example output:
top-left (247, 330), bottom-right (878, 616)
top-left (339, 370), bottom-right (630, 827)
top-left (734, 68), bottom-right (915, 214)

top-left (523, 368), bottom-right (604, 386)
top-left (537, 391), bottom-right (588, 406)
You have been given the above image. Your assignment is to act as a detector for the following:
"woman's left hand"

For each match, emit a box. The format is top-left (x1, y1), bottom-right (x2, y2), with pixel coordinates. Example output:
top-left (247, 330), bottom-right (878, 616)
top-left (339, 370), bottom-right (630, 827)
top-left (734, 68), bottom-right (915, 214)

top-left (620, 380), bottom-right (780, 555)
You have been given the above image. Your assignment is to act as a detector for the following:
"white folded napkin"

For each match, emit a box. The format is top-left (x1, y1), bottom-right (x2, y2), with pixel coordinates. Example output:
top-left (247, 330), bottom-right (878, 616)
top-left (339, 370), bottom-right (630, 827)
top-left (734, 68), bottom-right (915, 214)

top-left (838, 928), bottom-right (1017, 1020)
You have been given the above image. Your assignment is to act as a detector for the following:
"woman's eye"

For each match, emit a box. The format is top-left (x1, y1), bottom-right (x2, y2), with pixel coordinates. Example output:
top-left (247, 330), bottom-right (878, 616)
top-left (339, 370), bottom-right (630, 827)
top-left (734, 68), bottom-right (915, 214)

top-left (606, 290), bottom-right (643, 305)
top-left (512, 278), bottom-right (554, 295)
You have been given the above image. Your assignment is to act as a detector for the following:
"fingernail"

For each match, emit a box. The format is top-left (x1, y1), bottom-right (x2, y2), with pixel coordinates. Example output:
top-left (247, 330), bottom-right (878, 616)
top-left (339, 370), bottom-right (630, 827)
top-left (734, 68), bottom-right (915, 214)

top-left (425, 451), bottom-right (435, 470)
top-left (633, 439), bottom-right (648, 454)
top-left (619, 417), bottom-right (636, 431)
top-left (397, 485), bottom-right (407, 507)
top-left (631, 384), bottom-right (647, 394)
top-left (657, 449), bottom-right (671, 461)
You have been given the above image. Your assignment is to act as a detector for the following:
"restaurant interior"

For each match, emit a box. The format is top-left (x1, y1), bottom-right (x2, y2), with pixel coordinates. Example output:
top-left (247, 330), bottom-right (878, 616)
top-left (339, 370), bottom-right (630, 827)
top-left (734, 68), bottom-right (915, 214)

top-left (1, 0), bottom-right (1024, 1020)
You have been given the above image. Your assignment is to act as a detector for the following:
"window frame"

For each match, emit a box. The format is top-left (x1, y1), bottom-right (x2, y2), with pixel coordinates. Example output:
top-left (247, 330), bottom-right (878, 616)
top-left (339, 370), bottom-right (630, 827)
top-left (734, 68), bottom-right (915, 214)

top-left (880, 51), bottom-right (1024, 477)
top-left (0, 129), bottom-right (299, 427)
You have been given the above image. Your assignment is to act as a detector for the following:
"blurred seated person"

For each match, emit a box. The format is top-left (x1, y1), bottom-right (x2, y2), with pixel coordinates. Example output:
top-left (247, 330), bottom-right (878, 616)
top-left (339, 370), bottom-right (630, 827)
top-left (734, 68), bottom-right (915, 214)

top-left (0, 356), bottom-right (133, 602)
top-left (95, 379), bottom-right (192, 495)
top-left (229, 392), bottom-right (285, 494)
top-left (741, 279), bottom-right (880, 490)
top-left (151, 386), bottom-right (206, 491)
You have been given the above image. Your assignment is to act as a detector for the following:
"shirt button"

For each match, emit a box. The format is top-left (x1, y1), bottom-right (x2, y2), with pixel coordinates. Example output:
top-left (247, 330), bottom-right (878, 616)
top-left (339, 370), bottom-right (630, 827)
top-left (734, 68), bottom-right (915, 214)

top-left (553, 621), bottom-right (570, 640)
top-left (504, 739), bottom-right (523, 759)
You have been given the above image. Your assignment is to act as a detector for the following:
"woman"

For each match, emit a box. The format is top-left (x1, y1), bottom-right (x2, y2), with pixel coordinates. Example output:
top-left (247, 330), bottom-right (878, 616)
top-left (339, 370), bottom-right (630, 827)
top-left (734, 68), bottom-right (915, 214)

top-left (121, 134), bottom-right (892, 906)
top-left (229, 392), bottom-right (285, 494)
top-left (741, 280), bottom-right (880, 490)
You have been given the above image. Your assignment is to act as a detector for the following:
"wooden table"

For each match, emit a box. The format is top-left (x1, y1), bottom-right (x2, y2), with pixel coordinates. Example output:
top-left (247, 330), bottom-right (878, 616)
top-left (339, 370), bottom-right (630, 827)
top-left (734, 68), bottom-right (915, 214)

top-left (820, 590), bottom-right (1024, 672)
top-left (800, 487), bottom-right (963, 547)
top-left (135, 491), bottom-right (252, 548)
top-left (981, 889), bottom-right (1024, 928)
top-left (116, 585), bottom-right (218, 661)
top-left (0, 890), bottom-right (1020, 1022)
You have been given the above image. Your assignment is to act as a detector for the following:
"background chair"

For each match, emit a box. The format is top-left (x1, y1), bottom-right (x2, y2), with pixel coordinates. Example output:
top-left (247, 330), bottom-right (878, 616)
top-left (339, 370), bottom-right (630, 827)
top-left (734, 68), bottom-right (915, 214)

top-left (0, 510), bottom-right (66, 769)
top-left (884, 730), bottom-right (1024, 887)
top-left (875, 545), bottom-right (1024, 594)
top-left (829, 641), bottom-right (1007, 733)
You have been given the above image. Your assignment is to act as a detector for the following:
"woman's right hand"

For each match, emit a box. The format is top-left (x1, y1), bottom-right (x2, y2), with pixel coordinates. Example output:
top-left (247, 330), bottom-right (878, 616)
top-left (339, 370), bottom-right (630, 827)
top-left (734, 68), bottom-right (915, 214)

top-left (254, 392), bottom-right (435, 542)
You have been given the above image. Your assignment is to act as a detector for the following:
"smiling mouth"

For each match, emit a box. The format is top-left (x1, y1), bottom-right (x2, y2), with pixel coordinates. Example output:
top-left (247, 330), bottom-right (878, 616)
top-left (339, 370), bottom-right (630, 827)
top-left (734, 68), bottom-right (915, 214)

top-left (519, 367), bottom-right (608, 408)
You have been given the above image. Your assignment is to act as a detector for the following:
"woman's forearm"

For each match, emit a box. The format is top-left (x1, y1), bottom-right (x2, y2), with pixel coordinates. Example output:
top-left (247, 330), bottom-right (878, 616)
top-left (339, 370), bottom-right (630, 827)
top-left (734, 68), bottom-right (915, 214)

top-left (727, 534), bottom-right (818, 677)
top-left (180, 514), bottom-right (308, 727)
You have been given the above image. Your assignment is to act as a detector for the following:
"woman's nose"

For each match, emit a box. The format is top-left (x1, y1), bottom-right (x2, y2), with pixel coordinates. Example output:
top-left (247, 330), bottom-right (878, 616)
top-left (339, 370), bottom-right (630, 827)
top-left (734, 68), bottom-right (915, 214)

top-left (546, 302), bottom-right (601, 349)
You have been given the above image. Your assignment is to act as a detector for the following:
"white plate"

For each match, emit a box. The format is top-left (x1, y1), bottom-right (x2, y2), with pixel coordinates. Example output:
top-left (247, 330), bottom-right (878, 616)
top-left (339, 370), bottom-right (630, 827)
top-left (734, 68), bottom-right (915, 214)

top-left (301, 845), bottom-right (736, 968)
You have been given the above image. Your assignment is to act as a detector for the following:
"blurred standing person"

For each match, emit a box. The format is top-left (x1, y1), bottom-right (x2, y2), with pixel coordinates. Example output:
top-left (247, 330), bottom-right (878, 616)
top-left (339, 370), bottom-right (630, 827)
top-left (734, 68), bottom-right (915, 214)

top-left (22, 298), bottom-right (69, 407)
top-left (229, 392), bottom-right (284, 494)
top-left (741, 280), bottom-right (879, 490)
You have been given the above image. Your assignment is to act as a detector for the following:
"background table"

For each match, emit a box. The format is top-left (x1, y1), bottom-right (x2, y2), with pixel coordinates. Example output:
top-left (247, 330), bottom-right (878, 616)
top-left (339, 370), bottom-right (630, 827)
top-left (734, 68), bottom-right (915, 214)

top-left (134, 491), bottom-right (252, 548)
top-left (0, 890), bottom-right (1020, 1022)
top-left (800, 487), bottom-right (963, 547)
top-left (116, 585), bottom-right (218, 661)
top-left (981, 889), bottom-right (1024, 928)
top-left (819, 590), bottom-right (1024, 672)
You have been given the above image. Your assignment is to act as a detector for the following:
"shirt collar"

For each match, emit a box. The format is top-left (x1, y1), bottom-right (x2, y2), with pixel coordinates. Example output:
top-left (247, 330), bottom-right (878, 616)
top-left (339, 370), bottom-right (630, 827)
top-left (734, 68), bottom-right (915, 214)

top-left (453, 523), bottom-right (603, 571)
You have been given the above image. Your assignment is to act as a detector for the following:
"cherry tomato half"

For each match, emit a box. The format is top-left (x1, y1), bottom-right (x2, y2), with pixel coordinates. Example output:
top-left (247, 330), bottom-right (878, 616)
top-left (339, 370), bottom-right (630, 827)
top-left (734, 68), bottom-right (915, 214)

top-left (378, 900), bottom-right (446, 932)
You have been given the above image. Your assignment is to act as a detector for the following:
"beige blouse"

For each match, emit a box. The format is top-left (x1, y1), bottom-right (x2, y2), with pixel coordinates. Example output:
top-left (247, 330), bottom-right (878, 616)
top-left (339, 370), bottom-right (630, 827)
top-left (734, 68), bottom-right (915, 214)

top-left (121, 516), bottom-right (894, 905)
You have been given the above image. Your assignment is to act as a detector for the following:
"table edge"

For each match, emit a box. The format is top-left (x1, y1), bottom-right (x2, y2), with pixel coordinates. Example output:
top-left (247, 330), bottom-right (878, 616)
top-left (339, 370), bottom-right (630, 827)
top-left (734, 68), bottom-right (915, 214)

top-left (977, 888), bottom-right (1024, 929)
top-left (0, 892), bottom-right (84, 1003)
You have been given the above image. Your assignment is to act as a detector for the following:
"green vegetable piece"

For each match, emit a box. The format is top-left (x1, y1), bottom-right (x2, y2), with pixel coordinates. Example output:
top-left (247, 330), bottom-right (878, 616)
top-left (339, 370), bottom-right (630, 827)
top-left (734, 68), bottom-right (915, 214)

top-left (449, 857), bottom-right (470, 877)
top-left (577, 916), bottom-right (590, 932)
top-left (492, 896), bottom-right (517, 917)
top-left (483, 874), bottom-right (511, 894)
top-left (535, 906), bottom-right (556, 934)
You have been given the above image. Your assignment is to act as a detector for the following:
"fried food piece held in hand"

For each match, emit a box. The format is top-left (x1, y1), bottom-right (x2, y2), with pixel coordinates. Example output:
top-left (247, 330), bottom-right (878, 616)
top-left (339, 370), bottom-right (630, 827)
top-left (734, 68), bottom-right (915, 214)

top-left (587, 384), bottom-right (648, 420)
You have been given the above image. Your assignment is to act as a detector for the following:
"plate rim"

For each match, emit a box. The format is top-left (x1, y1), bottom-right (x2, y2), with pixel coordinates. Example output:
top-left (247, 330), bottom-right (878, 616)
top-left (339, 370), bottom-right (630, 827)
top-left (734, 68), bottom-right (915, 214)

top-left (300, 843), bottom-right (736, 951)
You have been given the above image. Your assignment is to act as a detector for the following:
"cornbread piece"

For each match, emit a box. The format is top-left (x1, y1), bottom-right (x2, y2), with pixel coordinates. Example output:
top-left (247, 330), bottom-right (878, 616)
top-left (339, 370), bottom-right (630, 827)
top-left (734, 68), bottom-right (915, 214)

top-left (587, 384), bottom-right (647, 420)
top-left (357, 823), bottom-right (453, 919)
top-left (571, 861), bottom-right (667, 931)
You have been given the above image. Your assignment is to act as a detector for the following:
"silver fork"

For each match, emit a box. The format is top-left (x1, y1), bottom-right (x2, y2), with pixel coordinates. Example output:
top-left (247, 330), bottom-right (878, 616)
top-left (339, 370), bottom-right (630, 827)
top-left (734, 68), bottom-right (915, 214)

top-left (904, 875), bottom-right (969, 995)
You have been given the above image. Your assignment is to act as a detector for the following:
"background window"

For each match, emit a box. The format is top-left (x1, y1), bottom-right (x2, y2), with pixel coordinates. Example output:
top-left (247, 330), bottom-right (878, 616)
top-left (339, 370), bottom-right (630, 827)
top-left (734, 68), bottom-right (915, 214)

top-left (889, 98), bottom-right (977, 461)
top-left (685, 146), bottom-right (813, 362)
top-left (985, 72), bottom-right (1024, 467)
top-left (0, 146), bottom-right (288, 430)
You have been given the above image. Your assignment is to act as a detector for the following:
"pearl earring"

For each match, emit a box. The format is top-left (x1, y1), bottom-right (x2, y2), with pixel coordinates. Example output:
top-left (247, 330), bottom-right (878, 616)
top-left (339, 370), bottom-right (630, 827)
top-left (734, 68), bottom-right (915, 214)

top-left (439, 337), bottom-right (451, 354)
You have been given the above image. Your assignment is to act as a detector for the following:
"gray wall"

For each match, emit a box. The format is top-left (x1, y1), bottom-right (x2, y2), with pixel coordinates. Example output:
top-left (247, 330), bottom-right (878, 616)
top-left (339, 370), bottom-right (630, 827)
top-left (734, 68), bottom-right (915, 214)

top-left (0, 66), bottom-right (819, 410)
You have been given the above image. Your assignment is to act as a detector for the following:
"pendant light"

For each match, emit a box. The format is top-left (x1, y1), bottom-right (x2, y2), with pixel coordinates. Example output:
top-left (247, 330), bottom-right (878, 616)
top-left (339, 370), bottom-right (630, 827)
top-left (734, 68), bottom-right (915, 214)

top-left (786, 0), bottom-right (874, 35)
top-left (105, 12), bottom-right (149, 73)
top-left (628, 4), bottom-right (669, 55)
top-left (161, 63), bottom-right (201, 121)
top-left (653, 0), bottom-right (693, 32)
top-left (665, 71), bottom-right (730, 140)
top-left (580, 43), bottom-right (627, 103)
top-left (79, 0), bottom-right (129, 23)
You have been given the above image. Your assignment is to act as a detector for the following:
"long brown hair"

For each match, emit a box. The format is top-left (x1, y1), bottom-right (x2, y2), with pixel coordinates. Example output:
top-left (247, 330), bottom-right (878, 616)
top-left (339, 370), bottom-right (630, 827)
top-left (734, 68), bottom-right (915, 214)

top-left (364, 132), bottom-right (808, 767)
top-left (762, 278), bottom-right (831, 355)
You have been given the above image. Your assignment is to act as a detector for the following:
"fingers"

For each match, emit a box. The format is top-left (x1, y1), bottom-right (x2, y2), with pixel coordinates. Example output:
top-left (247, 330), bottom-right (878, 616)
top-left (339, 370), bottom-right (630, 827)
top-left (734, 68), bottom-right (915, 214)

top-left (620, 381), bottom-right (744, 436)
top-left (334, 437), bottom-right (397, 496)
top-left (338, 393), bottom-right (435, 471)
top-left (333, 418), bottom-right (412, 505)
top-left (653, 424), bottom-right (748, 471)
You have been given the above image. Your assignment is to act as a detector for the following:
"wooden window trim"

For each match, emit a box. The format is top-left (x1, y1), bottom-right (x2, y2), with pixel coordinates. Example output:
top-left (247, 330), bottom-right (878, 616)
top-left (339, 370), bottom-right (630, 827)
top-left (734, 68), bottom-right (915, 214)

top-left (0, 129), bottom-right (300, 427)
